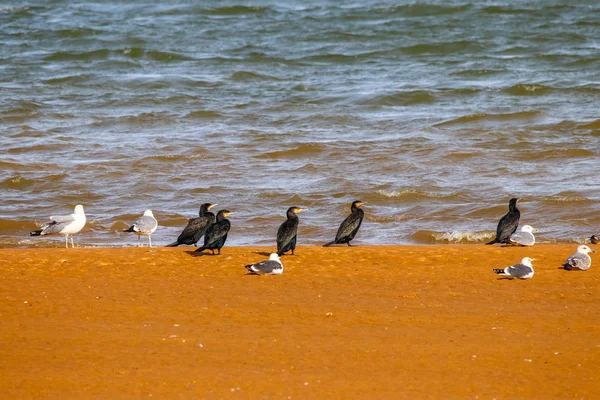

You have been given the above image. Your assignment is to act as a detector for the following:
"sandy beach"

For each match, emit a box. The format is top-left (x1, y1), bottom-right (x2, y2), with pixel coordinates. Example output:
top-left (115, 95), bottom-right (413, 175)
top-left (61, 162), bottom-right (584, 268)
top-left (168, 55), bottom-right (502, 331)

top-left (0, 244), bottom-right (598, 399)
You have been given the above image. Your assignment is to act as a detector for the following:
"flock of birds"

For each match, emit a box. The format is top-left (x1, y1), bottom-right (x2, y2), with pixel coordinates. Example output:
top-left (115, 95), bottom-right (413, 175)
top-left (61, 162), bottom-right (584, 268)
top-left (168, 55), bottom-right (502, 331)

top-left (28, 198), bottom-right (596, 277)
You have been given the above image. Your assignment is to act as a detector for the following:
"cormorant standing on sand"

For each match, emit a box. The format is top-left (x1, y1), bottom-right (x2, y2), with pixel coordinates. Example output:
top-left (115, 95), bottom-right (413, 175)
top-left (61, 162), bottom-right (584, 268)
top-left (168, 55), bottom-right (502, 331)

top-left (323, 200), bottom-right (364, 247)
top-left (194, 210), bottom-right (234, 255)
top-left (166, 203), bottom-right (217, 247)
top-left (276, 206), bottom-right (308, 256)
top-left (486, 198), bottom-right (521, 245)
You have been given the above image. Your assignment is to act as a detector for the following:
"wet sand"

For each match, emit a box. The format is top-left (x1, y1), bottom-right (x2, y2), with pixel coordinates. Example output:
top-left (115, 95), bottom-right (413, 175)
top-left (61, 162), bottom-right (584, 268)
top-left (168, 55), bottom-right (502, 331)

top-left (1, 245), bottom-right (598, 399)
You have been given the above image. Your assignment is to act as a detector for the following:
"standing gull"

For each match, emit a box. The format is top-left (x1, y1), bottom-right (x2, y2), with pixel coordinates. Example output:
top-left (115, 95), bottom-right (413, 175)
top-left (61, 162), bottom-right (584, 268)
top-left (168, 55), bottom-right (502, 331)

top-left (277, 206), bottom-right (308, 256)
top-left (493, 257), bottom-right (535, 279)
top-left (194, 210), bottom-right (234, 255)
top-left (323, 200), bottom-right (365, 247)
top-left (562, 245), bottom-right (595, 271)
top-left (124, 210), bottom-right (158, 247)
top-left (30, 204), bottom-right (86, 248)
top-left (245, 253), bottom-right (283, 275)
top-left (166, 203), bottom-right (217, 247)
top-left (486, 198), bottom-right (521, 245)
top-left (508, 225), bottom-right (537, 246)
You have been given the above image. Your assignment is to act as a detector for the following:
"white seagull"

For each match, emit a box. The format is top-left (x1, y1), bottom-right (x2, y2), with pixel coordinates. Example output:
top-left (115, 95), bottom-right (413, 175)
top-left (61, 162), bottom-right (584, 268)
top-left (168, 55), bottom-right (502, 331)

top-left (30, 204), bottom-right (86, 248)
top-left (124, 210), bottom-right (158, 247)
top-left (493, 257), bottom-right (535, 279)
top-left (508, 225), bottom-right (537, 246)
top-left (562, 245), bottom-right (595, 271)
top-left (245, 253), bottom-right (283, 275)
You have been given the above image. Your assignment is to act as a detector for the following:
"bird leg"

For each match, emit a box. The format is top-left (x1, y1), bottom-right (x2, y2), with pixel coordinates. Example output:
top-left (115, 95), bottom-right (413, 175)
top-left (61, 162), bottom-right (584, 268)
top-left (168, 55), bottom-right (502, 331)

top-left (137, 236), bottom-right (141, 247)
top-left (149, 235), bottom-right (152, 248)
top-left (71, 236), bottom-right (75, 248)
top-left (65, 235), bottom-right (69, 248)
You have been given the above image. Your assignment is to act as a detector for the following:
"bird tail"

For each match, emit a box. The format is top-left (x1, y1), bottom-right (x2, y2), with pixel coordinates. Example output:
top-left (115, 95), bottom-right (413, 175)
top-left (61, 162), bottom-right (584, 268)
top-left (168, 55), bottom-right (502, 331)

top-left (323, 241), bottom-right (336, 247)
top-left (30, 229), bottom-right (42, 237)
top-left (195, 246), bottom-right (206, 253)
top-left (493, 268), bottom-right (507, 276)
top-left (123, 226), bottom-right (134, 233)
top-left (486, 238), bottom-right (498, 245)
top-left (165, 241), bottom-right (180, 247)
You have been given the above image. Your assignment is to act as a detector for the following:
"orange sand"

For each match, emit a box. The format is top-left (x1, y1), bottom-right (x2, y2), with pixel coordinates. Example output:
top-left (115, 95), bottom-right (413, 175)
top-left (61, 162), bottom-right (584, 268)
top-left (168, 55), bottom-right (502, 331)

top-left (0, 245), bottom-right (598, 399)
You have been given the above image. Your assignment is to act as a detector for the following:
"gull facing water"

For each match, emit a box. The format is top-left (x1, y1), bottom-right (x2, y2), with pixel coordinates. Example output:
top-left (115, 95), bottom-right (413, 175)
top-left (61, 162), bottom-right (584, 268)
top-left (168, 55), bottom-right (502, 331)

top-left (29, 204), bottom-right (86, 248)
top-left (508, 225), bottom-right (537, 246)
top-left (124, 210), bottom-right (158, 247)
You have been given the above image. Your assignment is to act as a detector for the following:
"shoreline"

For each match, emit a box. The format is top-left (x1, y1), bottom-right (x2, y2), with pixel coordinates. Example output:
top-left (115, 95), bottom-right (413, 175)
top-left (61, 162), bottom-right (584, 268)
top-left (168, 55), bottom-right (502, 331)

top-left (1, 245), bottom-right (598, 398)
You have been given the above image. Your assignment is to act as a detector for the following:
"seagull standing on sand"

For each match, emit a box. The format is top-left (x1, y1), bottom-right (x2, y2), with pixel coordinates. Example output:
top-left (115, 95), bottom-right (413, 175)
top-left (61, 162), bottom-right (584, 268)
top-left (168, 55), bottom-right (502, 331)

top-left (508, 225), bottom-right (537, 246)
top-left (30, 204), bottom-right (86, 248)
top-left (124, 210), bottom-right (158, 247)
top-left (486, 198), bottom-right (521, 245)
top-left (562, 245), bottom-right (595, 271)
top-left (493, 257), bottom-right (535, 279)
top-left (245, 253), bottom-right (283, 275)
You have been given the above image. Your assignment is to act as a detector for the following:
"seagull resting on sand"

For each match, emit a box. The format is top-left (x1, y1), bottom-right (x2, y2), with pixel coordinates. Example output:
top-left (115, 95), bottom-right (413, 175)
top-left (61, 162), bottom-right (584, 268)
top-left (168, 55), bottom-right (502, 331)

top-left (493, 257), bottom-right (534, 279)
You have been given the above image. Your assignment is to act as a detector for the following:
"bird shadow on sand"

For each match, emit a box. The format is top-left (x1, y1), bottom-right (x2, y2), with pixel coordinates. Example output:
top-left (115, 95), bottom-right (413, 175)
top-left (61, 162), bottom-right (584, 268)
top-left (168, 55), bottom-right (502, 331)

top-left (185, 250), bottom-right (220, 258)
top-left (255, 251), bottom-right (273, 257)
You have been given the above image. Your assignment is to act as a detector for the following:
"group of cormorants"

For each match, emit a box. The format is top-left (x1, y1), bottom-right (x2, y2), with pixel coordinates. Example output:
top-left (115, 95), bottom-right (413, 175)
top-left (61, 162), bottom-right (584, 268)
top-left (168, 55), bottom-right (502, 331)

top-left (163, 200), bottom-right (364, 256)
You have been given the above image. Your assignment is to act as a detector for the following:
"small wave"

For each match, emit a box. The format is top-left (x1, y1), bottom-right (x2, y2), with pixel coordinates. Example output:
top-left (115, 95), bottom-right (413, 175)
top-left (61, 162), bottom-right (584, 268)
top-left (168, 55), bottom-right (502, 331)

top-left (231, 71), bottom-right (280, 81)
top-left (412, 230), bottom-right (494, 244)
top-left (434, 111), bottom-right (546, 127)
top-left (254, 143), bottom-right (326, 159)
top-left (451, 69), bottom-right (504, 77)
top-left (55, 27), bottom-right (104, 38)
top-left (579, 119), bottom-right (600, 130)
top-left (41, 74), bottom-right (96, 85)
top-left (375, 189), bottom-right (458, 200)
top-left (540, 192), bottom-right (595, 204)
top-left (503, 84), bottom-right (552, 96)
top-left (375, 4), bottom-right (471, 17)
top-left (481, 6), bottom-right (537, 15)
top-left (359, 90), bottom-right (437, 106)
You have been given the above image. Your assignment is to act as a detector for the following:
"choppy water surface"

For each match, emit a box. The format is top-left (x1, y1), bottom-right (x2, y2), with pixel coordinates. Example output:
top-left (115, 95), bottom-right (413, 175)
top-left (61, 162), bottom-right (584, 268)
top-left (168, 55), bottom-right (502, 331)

top-left (1, 1), bottom-right (600, 247)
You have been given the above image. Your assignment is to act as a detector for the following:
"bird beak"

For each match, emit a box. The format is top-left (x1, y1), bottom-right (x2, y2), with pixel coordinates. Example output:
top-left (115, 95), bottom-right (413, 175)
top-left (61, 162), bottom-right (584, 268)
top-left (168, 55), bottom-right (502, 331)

top-left (530, 258), bottom-right (536, 262)
top-left (297, 208), bottom-right (308, 213)
top-left (517, 198), bottom-right (522, 202)
top-left (226, 212), bottom-right (236, 217)
top-left (209, 204), bottom-right (217, 210)
top-left (533, 228), bottom-right (538, 232)
top-left (592, 250), bottom-right (596, 253)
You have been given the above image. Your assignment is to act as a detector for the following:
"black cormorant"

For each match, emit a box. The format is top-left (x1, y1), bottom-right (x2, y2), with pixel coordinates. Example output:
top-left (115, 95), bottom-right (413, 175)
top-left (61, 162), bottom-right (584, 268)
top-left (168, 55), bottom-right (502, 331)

top-left (194, 210), bottom-right (234, 255)
top-left (486, 198), bottom-right (521, 245)
top-left (166, 203), bottom-right (217, 247)
top-left (323, 200), bottom-right (364, 247)
top-left (276, 206), bottom-right (307, 256)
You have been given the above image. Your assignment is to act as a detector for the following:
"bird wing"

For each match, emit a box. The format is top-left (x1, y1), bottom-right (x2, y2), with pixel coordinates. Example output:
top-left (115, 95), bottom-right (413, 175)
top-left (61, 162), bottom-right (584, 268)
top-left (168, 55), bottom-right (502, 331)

top-left (251, 260), bottom-right (281, 274)
top-left (41, 220), bottom-right (71, 235)
top-left (335, 211), bottom-right (363, 241)
top-left (133, 216), bottom-right (157, 234)
top-left (506, 263), bottom-right (532, 278)
top-left (204, 220), bottom-right (230, 247)
top-left (277, 220), bottom-right (297, 249)
top-left (496, 211), bottom-right (520, 241)
top-left (564, 254), bottom-right (590, 270)
top-left (508, 232), bottom-right (534, 246)
top-left (177, 216), bottom-right (210, 242)
top-left (49, 213), bottom-right (76, 223)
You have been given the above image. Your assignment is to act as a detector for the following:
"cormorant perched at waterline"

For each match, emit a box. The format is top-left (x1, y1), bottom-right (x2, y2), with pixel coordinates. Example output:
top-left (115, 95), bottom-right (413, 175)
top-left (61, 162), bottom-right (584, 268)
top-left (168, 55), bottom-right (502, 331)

top-left (194, 210), bottom-right (234, 255)
top-left (276, 206), bottom-right (308, 256)
top-left (323, 200), bottom-right (364, 247)
top-left (486, 198), bottom-right (521, 245)
top-left (166, 203), bottom-right (217, 247)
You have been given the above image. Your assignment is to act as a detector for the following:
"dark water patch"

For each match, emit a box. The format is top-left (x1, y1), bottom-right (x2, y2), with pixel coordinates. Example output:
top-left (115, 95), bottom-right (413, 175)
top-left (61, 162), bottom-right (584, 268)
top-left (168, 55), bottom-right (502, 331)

top-left (41, 74), bottom-right (97, 85)
top-left (514, 148), bottom-right (594, 161)
top-left (578, 119), bottom-right (600, 130)
top-left (503, 84), bottom-right (552, 96)
top-left (402, 40), bottom-right (483, 55)
top-left (451, 69), bottom-right (505, 77)
top-left (136, 49), bottom-right (195, 62)
top-left (254, 143), bottom-right (326, 160)
top-left (481, 5), bottom-right (540, 15)
top-left (55, 27), bottom-right (105, 38)
top-left (435, 111), bottom-right (546, 127)
top-left (43, 49), bottom-right (111, 61)
top-left (231, 71), bottom-right (281, 81)
top-left (359, 90), bottom-right (437, 106)
top-left (184, 110), bottom-right (222, 119)
top-left (374, 4), bottom-right (471, 17)
top-left (6, 143), bottom-right (72, 154)
top-left (0, 176), bottom-right (37, 190)
top-left (200, 5), bottom-right (272, 16)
